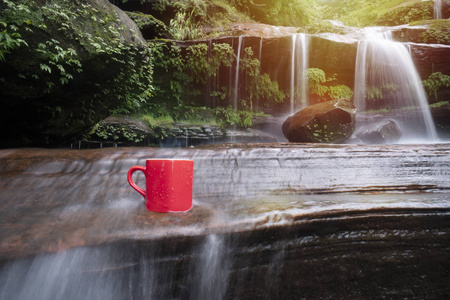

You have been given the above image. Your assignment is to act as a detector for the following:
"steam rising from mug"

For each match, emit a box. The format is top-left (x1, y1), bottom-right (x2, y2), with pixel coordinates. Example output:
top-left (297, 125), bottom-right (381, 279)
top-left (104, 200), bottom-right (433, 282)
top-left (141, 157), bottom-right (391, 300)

top-left (128, 159), bottom-right (194, 212)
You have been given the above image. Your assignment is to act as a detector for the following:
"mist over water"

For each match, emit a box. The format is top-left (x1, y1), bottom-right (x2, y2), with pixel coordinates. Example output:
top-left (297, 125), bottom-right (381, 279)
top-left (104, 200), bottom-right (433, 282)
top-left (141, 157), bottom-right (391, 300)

top-left (1, 144), bottom-right (450, 299)
top-left (354, 27), bottom-right (438, 142)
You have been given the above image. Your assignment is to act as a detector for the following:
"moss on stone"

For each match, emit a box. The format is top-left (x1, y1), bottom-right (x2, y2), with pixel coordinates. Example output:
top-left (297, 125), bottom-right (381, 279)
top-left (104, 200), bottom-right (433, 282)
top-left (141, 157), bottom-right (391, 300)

top-left (0, 0), bottom-right (152, 146)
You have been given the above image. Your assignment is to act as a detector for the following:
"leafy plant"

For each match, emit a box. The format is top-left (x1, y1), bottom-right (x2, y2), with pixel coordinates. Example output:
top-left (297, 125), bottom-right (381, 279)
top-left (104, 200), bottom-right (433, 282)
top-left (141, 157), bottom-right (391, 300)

top-left (89, 122), bottom-right (147, 143)
top-left (0, 0), bottom-right (154, 142)
top-left (422, 72), bottom-right (450, 99)
top-left (240, 47), bottom-right (285, 110)
top-left (307, 68), bottom-right (353, 101)
top-left (377, 0), bottom-right (432, 25)
top-left (214, 105), bottom-right (263, 134)
top-left (0, 22), bottom-right (28, 62)
top-left (429, 100), bottom-right (450, 108)
top-left (0, 0), bottom-right (30, 62)
top-left (126, 11), bottom-right (168, 38)
top-left (418, 20), bottom-right (450, 45)
top-left (226, 0), bottom-right (318, 26)
top-left (320, 0), bottom-right (432, 27)
top-left (36, 39), bottom-right (82, 91)
top-left (148, 40), bottom-right (235, 119)
top-left (168, 10), bottom-right (204, 40)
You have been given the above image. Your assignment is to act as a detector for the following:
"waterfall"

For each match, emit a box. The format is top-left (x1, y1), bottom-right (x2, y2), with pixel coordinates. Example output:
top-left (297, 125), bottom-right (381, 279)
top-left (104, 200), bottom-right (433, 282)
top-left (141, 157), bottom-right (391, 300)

top-left (190, 234), bottom-right (230, 300)
top-left (434, 0), bottom-right (442, 19)
top-left (290, 33), bottom-right (310, 115)
top-left (354, 28), bottom-right (438, 142)
top-left (290, 35), bottom-right (296, 114)
top-left (233, 36), bottom-right (244, 112)
top-left (257, 37), bottom-right (263, 110)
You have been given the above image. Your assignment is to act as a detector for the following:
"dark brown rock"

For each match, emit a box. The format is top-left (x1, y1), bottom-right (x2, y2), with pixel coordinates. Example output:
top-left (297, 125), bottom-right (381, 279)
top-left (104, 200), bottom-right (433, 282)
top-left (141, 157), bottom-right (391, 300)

top-left (356, 120), bottom-right (402, 144)
top-left (282, 99), bottom-right (356, 143)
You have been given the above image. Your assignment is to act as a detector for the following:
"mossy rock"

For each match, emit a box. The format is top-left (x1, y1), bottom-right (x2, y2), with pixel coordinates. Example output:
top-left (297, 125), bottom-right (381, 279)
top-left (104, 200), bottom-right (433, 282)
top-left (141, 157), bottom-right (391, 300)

top-left (282, 99), bottom-right (356, 144)
top-left (0, 0), bottom-right (150, 147)
top-left (126, 11), bottom-right (169, 39)
top-left (87, 116), bottom-right (154, 145)
top-left (392, 20), bottom-right (450, 45)
top-left (375, 0), bottom-right (433, 26)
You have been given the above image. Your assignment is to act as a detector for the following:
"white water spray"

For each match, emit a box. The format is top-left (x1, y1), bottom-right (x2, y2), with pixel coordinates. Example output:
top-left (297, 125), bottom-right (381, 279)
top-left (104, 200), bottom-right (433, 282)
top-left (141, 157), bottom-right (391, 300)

top-left (354, 28), bottom-right (438, 142)
top-left (190, 234), bottom-right (229, 300)
top-left (434, 0), bottom-right (442, 19)
top-left (290, 33), bottom-right (310, 115)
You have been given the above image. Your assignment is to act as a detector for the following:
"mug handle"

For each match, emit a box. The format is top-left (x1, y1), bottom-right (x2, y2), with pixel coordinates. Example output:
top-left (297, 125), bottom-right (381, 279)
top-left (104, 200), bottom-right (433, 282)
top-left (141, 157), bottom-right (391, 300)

top-left (127, 166), bottom-right (146, 199)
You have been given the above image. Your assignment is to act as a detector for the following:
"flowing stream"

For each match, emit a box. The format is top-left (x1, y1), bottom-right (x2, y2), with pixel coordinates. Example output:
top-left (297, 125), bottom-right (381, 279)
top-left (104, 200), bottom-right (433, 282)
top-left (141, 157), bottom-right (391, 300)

top-left (1, 144), bottom-right (449, 299)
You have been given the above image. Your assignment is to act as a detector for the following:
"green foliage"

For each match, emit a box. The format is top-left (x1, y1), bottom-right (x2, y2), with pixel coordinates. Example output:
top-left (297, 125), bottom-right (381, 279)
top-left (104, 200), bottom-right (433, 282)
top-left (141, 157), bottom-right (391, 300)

top-left (299, 19), bottom-right (349, 35)
top-left (365, 82), bottom-right (397, 101)
top-left (214, 105), bottom-right (262, 133)
top-left (307, 68), bottom-right (353, 101)
top-left (417, 20), bottom-right (450, 45)
top-left (148, 40), bottom-right (235, 119)
top-left (162, 0), bottom-right (214, 40)
top-left (328, 85), bottom-right (354, 100)
top-left (321, 0), bottom-right (433, 27)
top-left (422, 72), bottom-right (450, 99)
top-left (140, 114), bottom-right (175, 127)
top-left (306, 122), bottom-right (336, 143)
top-left (0, 0), bottom-right (30, 62)
top-left (240, 47), bottom-right (285, 110)
top-left (36, 39), bottom-right (82, 91)
top-left (126, 11), bottom-right (168, 37)
top-left (151, 0), bottom-right (172, 13)
top-left (89, 122), bottom-right (147, 143)
top-left (226, 0), bottom-right (318, 26)
top-left (147, 41), bottom-right (185, 115)
top-left (0, 22), bottom-right (28, 62)
top-left (429, 100), bottom-right (450, 108)
top-left (378, 0), bottom-right (432, 25)
top-left (0, 0), bottom-right (153, 139)
top-left (168, 10), bottom-right (204, 40)
top-left (307, 68), bottom-right (328, 97)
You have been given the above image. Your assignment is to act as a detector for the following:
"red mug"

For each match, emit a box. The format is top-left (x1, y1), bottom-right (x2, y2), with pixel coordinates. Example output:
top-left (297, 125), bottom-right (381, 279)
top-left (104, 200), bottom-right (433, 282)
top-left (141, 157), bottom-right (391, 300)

top-left (127, 159), bottom-right (194, 212)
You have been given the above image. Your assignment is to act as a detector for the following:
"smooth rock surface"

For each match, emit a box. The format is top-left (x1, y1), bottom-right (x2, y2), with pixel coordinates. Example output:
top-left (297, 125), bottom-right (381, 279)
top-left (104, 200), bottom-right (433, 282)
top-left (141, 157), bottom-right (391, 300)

top-left (0, 144), bottom-right (449, 299)
top-left (1, 143), bottom-right (450, 260)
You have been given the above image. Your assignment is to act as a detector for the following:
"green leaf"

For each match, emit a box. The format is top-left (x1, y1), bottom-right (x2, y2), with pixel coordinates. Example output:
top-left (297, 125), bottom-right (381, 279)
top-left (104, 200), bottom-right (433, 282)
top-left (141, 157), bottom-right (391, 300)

top-left (40, 64), bottom-right (51, 73)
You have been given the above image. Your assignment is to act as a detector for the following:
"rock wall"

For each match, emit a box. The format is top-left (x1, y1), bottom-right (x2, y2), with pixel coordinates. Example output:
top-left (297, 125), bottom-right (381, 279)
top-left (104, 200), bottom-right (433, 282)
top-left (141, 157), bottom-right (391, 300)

top-left (185, 29), bottom-right (448, 110)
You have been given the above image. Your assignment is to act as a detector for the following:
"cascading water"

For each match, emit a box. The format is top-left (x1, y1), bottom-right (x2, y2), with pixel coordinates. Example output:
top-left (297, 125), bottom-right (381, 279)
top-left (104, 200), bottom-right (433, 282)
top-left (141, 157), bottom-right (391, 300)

top-left (257, 37), bottom-right (263, 110)
top-left (354, 28), bottom-right (438, 142)
top-left (434, 0), bottom-right (442, 19)
top-left (1, 146), bottom-right (450, 299)
top-left (190, 234), bottom-right (229, 300)
top-left (290, 33), bottom-right (310, 114)
top-left (233, 36), bottom-right (244, 112)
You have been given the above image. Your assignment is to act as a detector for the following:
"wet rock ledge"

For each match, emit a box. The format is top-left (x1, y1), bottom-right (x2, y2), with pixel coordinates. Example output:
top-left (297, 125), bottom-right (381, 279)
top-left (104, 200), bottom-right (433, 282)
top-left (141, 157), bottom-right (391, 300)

top-left (82, 115), bottom-right (279, 148)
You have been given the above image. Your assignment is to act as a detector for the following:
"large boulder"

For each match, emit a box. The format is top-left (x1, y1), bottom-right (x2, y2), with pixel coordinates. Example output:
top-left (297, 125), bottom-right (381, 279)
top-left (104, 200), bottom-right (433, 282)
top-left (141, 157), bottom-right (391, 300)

top-left (282, 99), bottom-right (356, 143)
top-left (0, 0), bottom-right (150, 147)
top-left (356, 120), bottom-right (402, 144)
